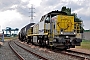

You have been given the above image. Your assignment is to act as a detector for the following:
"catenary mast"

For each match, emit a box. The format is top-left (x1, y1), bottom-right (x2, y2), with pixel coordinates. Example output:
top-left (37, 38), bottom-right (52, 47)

top-left (29, 4), bottom-right (35, 23)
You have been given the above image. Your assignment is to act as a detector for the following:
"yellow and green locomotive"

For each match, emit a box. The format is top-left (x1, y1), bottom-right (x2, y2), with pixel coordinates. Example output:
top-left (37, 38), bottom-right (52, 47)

top-left (19, 10), bottom-right (82, 49)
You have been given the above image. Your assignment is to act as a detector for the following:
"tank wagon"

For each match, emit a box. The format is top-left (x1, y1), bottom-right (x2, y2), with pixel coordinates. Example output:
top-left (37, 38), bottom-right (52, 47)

top-left (19, 10), bottom-right (82, 49)
top-left (18, 23), bottom-right (35, 42)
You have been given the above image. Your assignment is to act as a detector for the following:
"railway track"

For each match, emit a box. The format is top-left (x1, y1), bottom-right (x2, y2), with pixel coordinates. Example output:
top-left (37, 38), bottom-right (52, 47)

top-left (18, 40), bottom-right (90, 60)
top-left (60, 51), bottom-right (90, 60)
top-left (51, 48), bottom-right (90, 60)
top-left (8, 41), bottom-right (48, 60)
top-left (8, 41), bottom-right (25, 60)
top-left (65, 50), bottom-right (90, 60)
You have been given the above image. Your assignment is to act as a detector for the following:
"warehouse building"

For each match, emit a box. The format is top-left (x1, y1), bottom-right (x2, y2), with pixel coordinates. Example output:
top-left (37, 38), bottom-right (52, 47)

top-left (83, 30), bottom-right (90, 40)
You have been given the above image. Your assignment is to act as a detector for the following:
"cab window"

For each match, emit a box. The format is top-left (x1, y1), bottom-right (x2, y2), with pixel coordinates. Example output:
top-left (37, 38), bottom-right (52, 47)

top-left (45, 17), bottom-right (50, 23)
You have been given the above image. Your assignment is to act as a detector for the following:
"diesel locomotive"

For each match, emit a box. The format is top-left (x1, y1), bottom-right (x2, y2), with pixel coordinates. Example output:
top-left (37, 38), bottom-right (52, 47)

top-left (18, 10), bottom-right (82, 49)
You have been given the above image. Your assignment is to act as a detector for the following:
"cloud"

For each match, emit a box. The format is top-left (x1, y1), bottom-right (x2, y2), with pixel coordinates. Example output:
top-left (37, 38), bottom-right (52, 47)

top-left (16, 6), bottom-right (29, 17)
top-left (0, 0), bottom-right (90, 30)
top-left (40, 0), bottom-right (60, 6)
top-left (78, 8), bottom-right (90, 17)
top-left (0, 10), bottom-right (23, 29)
top-left (0, 0), bottom-right (21, 11)
top-left (83, 20), bottom-right (90, 30)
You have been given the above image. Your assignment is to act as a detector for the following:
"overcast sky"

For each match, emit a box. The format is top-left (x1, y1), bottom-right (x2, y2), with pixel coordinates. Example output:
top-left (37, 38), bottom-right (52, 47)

top-left (0, 0), bottom-right (90, 32)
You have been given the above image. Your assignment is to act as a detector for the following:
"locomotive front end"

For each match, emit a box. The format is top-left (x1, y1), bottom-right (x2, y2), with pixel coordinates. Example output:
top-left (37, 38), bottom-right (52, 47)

top-left (51, 15), bottom-right (82, 49)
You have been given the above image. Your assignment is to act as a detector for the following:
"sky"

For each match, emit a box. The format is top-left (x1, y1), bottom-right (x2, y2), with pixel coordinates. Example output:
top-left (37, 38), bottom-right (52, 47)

top-left (0, 0), bottom-right (90, 32)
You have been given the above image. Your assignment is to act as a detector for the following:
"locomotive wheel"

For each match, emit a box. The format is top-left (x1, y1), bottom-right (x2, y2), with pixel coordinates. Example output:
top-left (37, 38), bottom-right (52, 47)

top-left (37, 39), bottom-right (41, 45)
top-left (37, 40), bottom-right (39, 44)
top-left (37, 39), bottom-right (42, 46)
top-left (27, 39), bottom-right (29, 44)
top-left (31, 37), bottom-right (33, 44)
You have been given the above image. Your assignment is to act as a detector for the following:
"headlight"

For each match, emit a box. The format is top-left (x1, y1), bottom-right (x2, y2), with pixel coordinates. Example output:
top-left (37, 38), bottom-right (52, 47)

top-left (61, 32), bottom-right (63, 34)
top-left (73, 30), bottom-right (76, 34)
top-left (60, 29), bottom-right (63, 34)
top-left (74, 32), bottom-right (76, 34)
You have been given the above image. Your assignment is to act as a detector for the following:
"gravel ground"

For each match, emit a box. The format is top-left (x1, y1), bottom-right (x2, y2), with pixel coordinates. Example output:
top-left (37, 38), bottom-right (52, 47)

top-left (10, 41), bottom-right (40, 60)
top-left (1, 40), bottom-right (85, 60)
top-left (16, 40), bottom-right (80, 60)
top-left (0, 41), bottom-right (19, 60)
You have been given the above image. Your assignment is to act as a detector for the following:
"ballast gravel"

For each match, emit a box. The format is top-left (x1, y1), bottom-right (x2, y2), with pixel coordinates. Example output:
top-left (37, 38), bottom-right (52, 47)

top-left (0, 41), bottom-right (19, 60)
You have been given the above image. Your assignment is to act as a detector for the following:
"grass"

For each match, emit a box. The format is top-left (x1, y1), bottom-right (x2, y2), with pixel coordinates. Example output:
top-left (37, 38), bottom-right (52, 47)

top-left (76, 40), bottom-right (90, 50)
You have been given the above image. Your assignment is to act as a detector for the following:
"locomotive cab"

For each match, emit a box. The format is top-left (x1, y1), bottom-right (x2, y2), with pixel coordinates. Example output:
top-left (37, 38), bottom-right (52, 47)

top-left (39, 11), bottom-right (82, 49)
